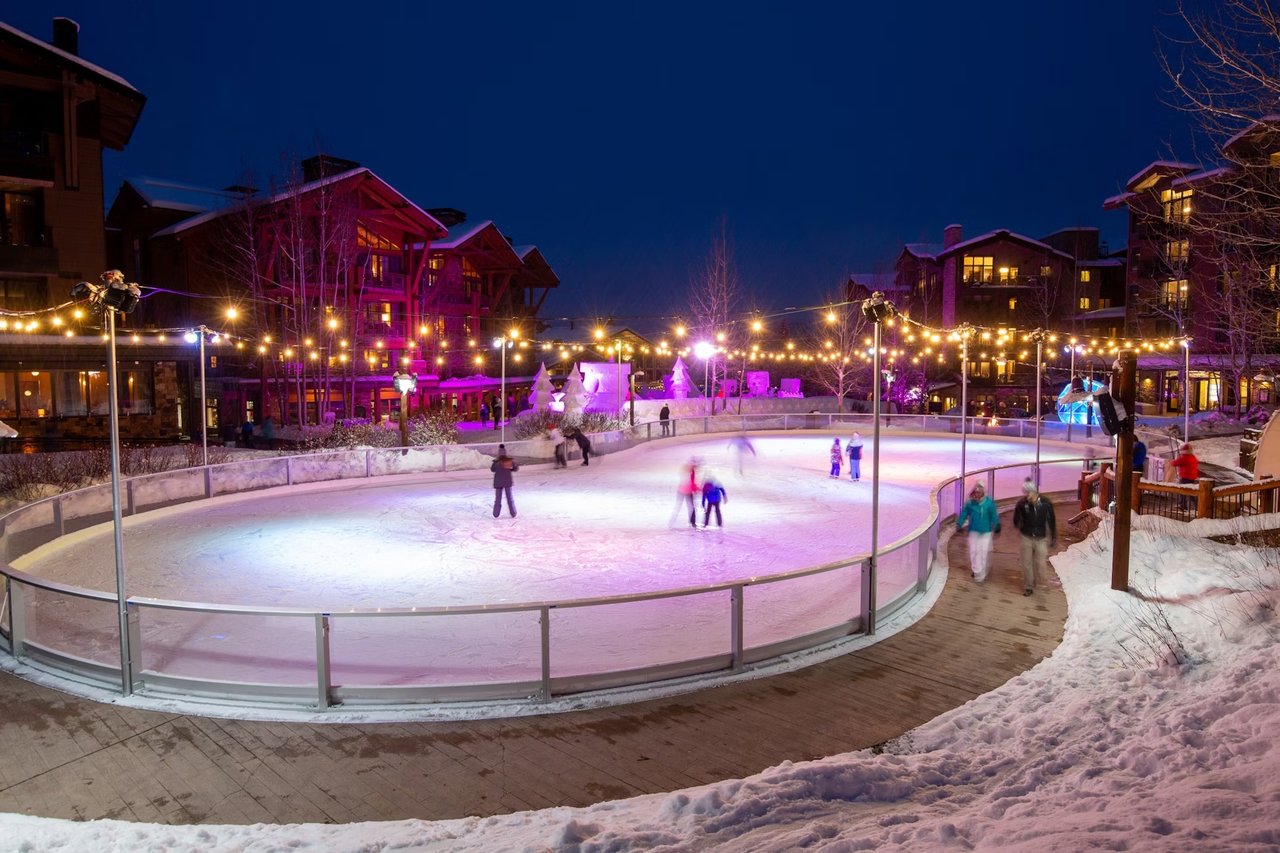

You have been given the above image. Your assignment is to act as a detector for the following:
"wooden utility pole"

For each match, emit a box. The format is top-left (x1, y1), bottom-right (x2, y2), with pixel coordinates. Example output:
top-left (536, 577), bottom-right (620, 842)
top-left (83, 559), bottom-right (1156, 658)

top-left (1111, 350), bottom-right (1137, 591)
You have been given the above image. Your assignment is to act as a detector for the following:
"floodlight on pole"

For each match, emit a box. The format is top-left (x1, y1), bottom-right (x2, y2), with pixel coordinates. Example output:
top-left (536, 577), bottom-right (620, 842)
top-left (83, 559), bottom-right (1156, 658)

top-left (70, 270), bottom-right (141, 697)
top-left (694, 341), bottom-right (716, 415)
top-left (859, 291), bottom-right (896, 637)
top-left (494, 329), bottom-right (517, 444)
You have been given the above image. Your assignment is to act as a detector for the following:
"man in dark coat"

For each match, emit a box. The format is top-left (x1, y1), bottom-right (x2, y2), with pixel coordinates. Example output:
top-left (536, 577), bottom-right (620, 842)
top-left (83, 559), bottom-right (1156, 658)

top-left (659, 404), bottom-right (671, 436)
top-left (1012, 480), bottom-right (1056, 596)
top-left (490, 444), bottom-right (519, 518)
top-left (572, 429), bottom-right (592, 466)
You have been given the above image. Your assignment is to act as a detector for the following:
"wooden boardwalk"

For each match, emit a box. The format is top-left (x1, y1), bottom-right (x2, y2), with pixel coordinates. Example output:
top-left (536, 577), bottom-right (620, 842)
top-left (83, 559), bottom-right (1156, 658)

top-left (0, 508), bottom-right (1076, 826)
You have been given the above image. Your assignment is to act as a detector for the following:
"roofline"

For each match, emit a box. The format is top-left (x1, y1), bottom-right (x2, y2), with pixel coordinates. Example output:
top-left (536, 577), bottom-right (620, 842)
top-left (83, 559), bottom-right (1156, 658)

top-left (936, 229), bottom-right (1073, 261)
top-left (0, 21), bottom-right (143, 98)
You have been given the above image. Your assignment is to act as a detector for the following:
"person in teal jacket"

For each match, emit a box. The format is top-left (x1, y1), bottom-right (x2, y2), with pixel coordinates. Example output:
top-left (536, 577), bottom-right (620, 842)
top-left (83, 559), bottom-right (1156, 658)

top-left (957, 482), bottom-right (1000, 582)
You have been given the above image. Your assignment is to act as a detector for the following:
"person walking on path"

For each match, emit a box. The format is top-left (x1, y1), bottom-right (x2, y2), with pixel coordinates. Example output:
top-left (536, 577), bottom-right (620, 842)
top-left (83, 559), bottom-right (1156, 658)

top-left (701, 476), bottom-right (727, 528)
top-left (829, 438), bottom-right (842, 478)
top-left (846, 432), bottom-right (864, 481)
top-left (956, 482), bottom-right (1000, 582)
top-left (572, 428), bottom-right (593, 466)
top-left (548, 425), bottom-right (567, 468)
top-left (659, 403), bottom-right (671, 436)
top-left (490, 444), bottom-right (519, 518)
top-left (1012, 480), bottom-right (1056, 595)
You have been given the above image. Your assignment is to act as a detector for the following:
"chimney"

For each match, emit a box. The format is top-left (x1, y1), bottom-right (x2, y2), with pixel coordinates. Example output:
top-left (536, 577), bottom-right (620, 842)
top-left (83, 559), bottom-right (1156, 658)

top-left (943, 224), bottom-right (963, 248)
top-left (427, 208), bottom-right (467, 227)
top-left (52, 18), bottom-right (79, 55)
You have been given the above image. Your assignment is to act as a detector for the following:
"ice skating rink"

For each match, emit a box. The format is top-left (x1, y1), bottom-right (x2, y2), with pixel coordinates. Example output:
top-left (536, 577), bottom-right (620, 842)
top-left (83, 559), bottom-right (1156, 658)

top-left (13, 433), bottom-right (1089, 693)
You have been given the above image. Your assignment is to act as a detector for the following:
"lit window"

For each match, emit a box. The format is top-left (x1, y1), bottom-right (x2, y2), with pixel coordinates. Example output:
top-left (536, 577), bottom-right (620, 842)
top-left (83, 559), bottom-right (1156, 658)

top-left (997, 265), bottom-right (1018, 284)
top-left (1161, 188), bottom-right (1192, 224)
top-left (1079, 269), bottom-right (1091, 283)
top-left (1165, 240), bottom-right (1189, 264)
top-left (1161, 280), bottom-right (1188, 310)
top-left (1008, 297), bottom-right (1017, 311)
top-left (1079, 297), bottom-right (1092, 310)
top-left (963, 256), bottom-right (993, 284)
top-left (1039, 265), bottom-right (1052, 278)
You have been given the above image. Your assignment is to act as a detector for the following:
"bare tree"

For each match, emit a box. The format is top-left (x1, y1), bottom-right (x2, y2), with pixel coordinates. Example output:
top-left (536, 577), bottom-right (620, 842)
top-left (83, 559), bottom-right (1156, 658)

top-left (1159, 0), bottom-right (1280, 413)
top-left (805, 296), bottom-right (872, 412)
top-left (688, 219), bottom-right (740, 412)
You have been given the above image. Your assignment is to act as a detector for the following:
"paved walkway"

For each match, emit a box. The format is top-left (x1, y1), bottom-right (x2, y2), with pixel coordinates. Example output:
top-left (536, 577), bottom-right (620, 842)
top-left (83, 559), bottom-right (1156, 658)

top-left (0, 507), bottom-right (1079, 826)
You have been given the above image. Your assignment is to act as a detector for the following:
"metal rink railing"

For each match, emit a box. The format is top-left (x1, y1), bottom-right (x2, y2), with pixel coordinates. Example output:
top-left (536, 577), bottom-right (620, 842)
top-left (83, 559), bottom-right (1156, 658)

top-left (0, 415), bottom-right (1096, 711)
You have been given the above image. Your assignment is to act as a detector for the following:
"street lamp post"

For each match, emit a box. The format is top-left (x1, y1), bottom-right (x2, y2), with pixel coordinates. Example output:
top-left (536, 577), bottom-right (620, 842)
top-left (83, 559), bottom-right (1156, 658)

top-left (1182, 337), bottom-right (1192, 442)
top-left (392, 369), bottom-right (417, 448)
top-left (694, 341), bottom-right (716, 416)
top-left (862, 292), bottom-right (895, 637)
top-left (1032, 330), bottom-right (1045, 487)
top-left (957, 325), bottom-right (973, 514)
top-left (184, 326), bottom-right (209, 466)
top-left (493, 329), bottom-right (517, 444)
top-left (615, 339), bottom-right (623, 419)
top-left (71, 271), bottom-right (140, 696)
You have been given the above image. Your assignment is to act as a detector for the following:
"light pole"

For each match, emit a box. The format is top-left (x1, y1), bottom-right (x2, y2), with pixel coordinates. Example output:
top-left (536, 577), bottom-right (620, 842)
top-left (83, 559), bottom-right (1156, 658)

top-left (630, 370), bottom-right (645, 426)
top-left (392, 369), bottom-right (416, 448)
top-left (1032, 329), bottom-right (1045, 486)
top-left (493, 329), bottom-right (517, 444)
top-left (615, 339), bottom-right (623, 418)
top-left (861, 292), bottom-right (895, 636)
top-left (695, 341), bottom-right (716, 416)
top-left (957, 324), bottom-right (973, 513)
top-left (1182, 337), bottom-right (1192, 442)
top-left (71, 271), bottom-right (140, 696)
top-left (184, 326), bottom-right (209, 466)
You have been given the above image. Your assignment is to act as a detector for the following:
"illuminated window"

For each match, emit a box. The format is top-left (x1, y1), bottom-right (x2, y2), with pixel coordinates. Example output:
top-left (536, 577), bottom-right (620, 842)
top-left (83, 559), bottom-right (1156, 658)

top-left (1270, 152), bottom-right (1280, 167)
top-left (1164, 240), bottom-right (1189, 265)
top-left (1039, 265), bottom-right (1052, 278)
top-left (997, 265), bottom-right (1018, 284)
top-left (1161, 279), bottom-right (1188, 310)
top-left (1079, 297), bottom-right (1091, 310)
top-left (357, 224), bottom-right (399, 251)
top-left (1079, 269), bottom-right (1091, 283)
top-left (963, 256), bottom-right (993, 284)
top-left (1161, 188), bottom-right (1192, 224)
top-left (1270, 264), bottom-right (1279, 290)
top-left (1008, 297), bottom-right (1018, 311)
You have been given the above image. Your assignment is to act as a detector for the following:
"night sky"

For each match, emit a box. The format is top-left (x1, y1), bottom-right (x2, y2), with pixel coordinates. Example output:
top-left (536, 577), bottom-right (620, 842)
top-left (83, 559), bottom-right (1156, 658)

top-left (13, 2), bottom-right (1191, 330)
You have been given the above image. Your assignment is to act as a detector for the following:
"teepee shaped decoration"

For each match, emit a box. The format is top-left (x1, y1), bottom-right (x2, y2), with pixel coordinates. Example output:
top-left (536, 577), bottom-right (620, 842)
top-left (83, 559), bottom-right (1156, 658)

top-left (528, 362), bottom-right (556, 412)
top-left (668, 355), bottom-right (694, 400)
top-left (560, 362), bottom-right (589, 419)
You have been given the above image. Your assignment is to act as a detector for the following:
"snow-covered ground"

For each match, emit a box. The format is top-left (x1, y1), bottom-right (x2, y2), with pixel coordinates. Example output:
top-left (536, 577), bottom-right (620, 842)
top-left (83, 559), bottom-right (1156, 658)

top-left (5, 432), bottom-right (1279, 850)
top-left (11, 433), bottom-right (1087, 696)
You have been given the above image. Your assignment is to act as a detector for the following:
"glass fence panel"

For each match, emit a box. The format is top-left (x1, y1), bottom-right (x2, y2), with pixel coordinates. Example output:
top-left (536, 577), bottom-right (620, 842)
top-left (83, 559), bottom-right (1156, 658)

top-left (136, 609), bottom-right (316, 687)
top-left (2, 500), bottom-right (59, 554)
top-left (742, 567), bottom-right (860, 649)
top-left (548, 592), bottom-right (728, 679)
top-left (210, 457), bottom-right (290, 496)
top-left (19, 584), bottom-right (119, 666)
top-left (876, 538), bottom-right (921, 610)
top-left (131, 468), bottom-right (205, 511)
top-left (329, 610), bottom-right (542, 687)
top-left (287, 451), bottom-right (367, 484)
top-left (368, 447), bottom-right (450, 476)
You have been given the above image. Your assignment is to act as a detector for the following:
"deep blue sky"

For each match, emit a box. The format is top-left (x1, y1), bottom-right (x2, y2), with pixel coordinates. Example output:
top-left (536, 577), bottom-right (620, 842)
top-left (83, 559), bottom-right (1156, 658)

top-left (13, 2), bottom-right (1191, 327)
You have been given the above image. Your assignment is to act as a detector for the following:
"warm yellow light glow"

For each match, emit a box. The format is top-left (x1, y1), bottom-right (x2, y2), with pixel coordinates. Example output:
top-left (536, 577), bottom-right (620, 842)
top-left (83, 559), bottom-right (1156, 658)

top-left (419, 325), bottom-right (429, 336)
top-left (751, 319), bottom-right (763, 332)
top-left (328, 318), bottom-right (338, 329)
top-left (675, 325), bottom-right (686, 337)
top-left (227, 307), bottom-right (239, 320)
top-left (594, 327), bottom-right (605, 340)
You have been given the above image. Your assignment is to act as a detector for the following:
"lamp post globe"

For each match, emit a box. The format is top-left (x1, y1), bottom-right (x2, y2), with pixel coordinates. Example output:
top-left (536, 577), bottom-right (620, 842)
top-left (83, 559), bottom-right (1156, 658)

top-left (392, 369), bottom-right (417, 448)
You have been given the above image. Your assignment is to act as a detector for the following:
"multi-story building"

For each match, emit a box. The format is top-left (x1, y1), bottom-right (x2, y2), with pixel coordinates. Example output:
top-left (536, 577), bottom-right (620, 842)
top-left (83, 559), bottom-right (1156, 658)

top-left (891, 224), bottom-right (1125, 416)
top-left (0, 18), bottom-right (188, 450)
top-left (1106, 121), bottom-right (1280, 416)
top-left (108, 156), bottom-right (560, 428)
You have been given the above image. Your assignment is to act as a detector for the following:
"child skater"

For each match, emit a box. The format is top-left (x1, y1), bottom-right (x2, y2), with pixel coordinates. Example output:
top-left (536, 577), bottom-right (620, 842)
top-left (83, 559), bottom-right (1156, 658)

top-left (829, 438), bottom-right (843, 478)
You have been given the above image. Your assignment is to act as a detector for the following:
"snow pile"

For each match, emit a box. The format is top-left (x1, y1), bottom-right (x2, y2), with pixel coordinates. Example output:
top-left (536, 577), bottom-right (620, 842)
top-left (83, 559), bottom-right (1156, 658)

top-left (4, 510), bottom-right (1280, 849)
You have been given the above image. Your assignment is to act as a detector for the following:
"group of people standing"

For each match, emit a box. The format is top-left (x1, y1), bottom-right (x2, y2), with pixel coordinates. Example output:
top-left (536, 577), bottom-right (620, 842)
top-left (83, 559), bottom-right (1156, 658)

top-left (546, 425), bottom-right (592, 468)
top-left (828, 433), bottom-right (864, 480)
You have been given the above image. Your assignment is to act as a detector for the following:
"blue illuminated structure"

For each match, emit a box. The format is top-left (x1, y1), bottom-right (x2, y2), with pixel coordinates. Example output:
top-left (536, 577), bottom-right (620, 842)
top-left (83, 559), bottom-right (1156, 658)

top-left (1056, 378), bottom-right (1104, 425)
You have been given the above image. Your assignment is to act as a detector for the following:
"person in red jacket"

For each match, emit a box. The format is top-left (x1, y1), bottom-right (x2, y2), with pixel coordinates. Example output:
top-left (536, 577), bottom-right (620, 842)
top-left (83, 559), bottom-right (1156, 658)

top-left (1169, 443), bottom-right (1200, 483)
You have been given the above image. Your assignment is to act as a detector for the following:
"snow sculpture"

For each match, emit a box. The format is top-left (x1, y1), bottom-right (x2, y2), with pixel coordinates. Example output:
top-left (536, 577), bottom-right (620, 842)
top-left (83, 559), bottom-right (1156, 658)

top-left (560, 363), bottom-right (589, 420)
top-left (779, 378), bottom-right (803, 398)
top-left (667, 356), bottom-right (694, 400)
top-left (528, 362), bottom-right (556, 412)
top-left (746, 371), bottom-right (770, 396)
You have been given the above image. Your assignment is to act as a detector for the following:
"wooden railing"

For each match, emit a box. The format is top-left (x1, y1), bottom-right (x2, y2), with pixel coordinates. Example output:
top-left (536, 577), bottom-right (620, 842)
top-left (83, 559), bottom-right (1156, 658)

top-left (1079, 461), bottom-right (1280, 521)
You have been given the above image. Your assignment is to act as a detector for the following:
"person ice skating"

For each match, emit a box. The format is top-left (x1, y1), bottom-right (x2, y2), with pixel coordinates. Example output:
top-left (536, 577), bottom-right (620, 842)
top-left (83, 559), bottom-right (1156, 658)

top-left (479, 401), bottom-right (490, 428)
top-left (829, 438), bottom-right (842, 478)
top-left (729, 434), bottom-right (756, 475)
top-left (957, 482), bottom-right (1000, 582)
top-left (846, 432), bottom-right (864, 481)
top-left (548, 425), bottom-right (567, 468)
top-left (1012, 480), bottom-right (1056, 595)
top-left (672, 457), bottom-right (700, 528)
top-left (490, 444), bottom-right (519, 518)
top-left (572, 428), bottom-right (593, 466)
top-left (701, 476), bottom-right (727, 528)
top-left (659, 403), bottom-right (671, 436)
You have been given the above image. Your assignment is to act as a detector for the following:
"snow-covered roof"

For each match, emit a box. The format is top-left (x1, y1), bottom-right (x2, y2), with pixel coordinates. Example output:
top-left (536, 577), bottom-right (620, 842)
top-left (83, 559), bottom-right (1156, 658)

top-left (904, 242), bottom-right (942, 259)
top-left (430, 219), bottom-right (496, 250)
top-left (937, 229), bottom-right (1072, 260)
top-left (847, 272), bottom-right (899, 291)
top-left (125, 177), bottom-right (245, 214)
top-left (0, 21), bottom-right (140, 94)
top-left (1102, 191), bottom-right (1136, 209)
top-left (1170, 166), bottom-right (1232, 189)
top-left (149, 167), bottom-right (447, 239)
top-left (1222, 114), bottom-right (1280, 151)
top-left (1078, 258), bottom-right (1124, 268)
top-left (1125, 160), bottom-right (1201, 191)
